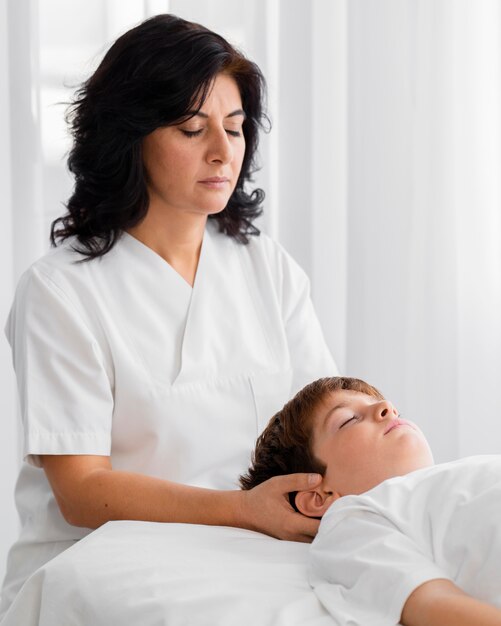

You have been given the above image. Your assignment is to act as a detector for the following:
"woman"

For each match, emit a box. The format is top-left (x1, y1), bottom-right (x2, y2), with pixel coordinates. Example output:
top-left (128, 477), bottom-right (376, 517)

top-left (0, 14), bottom-right (337, 617)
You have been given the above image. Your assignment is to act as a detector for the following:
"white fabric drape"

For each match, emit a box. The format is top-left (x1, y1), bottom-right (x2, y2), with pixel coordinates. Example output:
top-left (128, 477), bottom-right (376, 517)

top-left (0, 0), bottom-right (20, 592)
top-left (2, 0), bottom-right (501, 585)
top-left (347, 0), bottom-right (501, 461)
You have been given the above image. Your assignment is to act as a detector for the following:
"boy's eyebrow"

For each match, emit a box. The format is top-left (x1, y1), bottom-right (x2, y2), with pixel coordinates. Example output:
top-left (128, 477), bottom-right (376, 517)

top-left (322, 402), bottom-right (349, 427)
top-left (187, 109), bottom-right (246, 120)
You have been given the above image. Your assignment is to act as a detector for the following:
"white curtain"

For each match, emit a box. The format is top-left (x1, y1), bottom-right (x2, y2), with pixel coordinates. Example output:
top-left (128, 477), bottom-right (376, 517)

top-left (2, 0), bottom-right (501, 583)
top-left (347, 0), bottom-right (501, 461)
top-left (0, 0), bottom-right (18, 591)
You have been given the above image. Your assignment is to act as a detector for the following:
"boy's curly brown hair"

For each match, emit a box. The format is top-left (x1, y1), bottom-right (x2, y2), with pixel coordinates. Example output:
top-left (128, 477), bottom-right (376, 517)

top-left (239, 376), bottom-right (384, 508)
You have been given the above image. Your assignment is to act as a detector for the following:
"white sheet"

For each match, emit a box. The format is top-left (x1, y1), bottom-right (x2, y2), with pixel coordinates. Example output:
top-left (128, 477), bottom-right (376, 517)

top-left (1, 522), bottom-right (334, 626)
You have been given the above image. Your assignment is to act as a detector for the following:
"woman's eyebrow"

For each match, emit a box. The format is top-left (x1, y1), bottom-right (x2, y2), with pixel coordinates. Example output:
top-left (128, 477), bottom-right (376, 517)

top-left (187, 109), bottom-right (246, 120)
top-left (225, 109), bottom-right (246, 119)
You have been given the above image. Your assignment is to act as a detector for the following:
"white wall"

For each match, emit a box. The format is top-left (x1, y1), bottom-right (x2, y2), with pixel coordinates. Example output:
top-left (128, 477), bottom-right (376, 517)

top-left (0, 0), bottom-right (20, 590)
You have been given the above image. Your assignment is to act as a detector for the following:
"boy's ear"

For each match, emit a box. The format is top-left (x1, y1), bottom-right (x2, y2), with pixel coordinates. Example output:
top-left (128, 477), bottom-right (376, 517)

top-left (294, 487), bottom-right (340, 518)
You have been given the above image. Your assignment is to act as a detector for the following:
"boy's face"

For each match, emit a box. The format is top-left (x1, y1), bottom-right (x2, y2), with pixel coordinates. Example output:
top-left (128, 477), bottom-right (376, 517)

top-left (296, 390), bottom-right (434, 517)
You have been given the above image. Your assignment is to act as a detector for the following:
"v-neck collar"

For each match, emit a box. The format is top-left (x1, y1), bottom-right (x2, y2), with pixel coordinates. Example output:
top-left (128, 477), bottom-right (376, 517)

top-left (120, 227), bottom-right (210, 291)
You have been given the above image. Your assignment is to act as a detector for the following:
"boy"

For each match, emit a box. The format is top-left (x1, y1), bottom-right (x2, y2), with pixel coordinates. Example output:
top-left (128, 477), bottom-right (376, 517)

top-left (240, 377), bottom-right (501, 626)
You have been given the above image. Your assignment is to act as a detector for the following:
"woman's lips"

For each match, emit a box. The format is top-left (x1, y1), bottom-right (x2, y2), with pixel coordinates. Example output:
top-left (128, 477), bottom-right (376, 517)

top-left (198, 177), bottom-right (230, 189)
top-left (384, 418), bottom-right (416, 435)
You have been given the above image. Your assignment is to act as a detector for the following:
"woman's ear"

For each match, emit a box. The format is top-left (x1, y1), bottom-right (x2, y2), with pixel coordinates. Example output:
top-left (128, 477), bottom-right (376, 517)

top-left (294, 488), bottom-right (339, 518)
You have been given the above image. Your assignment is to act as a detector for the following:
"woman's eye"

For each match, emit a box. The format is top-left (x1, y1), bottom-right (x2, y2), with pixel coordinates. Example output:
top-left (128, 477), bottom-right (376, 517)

top-left (181, 129), bottom-right (204, 138)
top-left (181, 128), bottom-right (241, 138)
top-left (339, 416), bottom-right (358, 429)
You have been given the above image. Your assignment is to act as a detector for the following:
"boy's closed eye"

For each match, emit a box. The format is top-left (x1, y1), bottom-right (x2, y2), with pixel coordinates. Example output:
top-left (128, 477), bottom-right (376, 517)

top-left (339, 415), bottom-right (360, 428)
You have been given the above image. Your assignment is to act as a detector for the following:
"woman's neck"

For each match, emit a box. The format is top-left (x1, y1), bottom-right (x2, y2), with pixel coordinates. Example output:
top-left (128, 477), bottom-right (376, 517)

top-left (126, 209), bottom-right (208, 287)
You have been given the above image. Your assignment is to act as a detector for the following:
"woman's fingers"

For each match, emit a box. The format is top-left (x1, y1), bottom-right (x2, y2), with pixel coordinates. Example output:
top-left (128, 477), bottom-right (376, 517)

top-left (270, 472), bottom-right (322, 494)
top-left (284, 513), bottom-right (320, 543)
top-left (239, 472), bottom-right (323, 542)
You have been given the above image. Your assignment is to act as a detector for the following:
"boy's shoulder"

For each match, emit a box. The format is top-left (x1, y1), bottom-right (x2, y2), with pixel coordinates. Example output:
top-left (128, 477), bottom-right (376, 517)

top-left (321, 455), bottom-right (501, 529)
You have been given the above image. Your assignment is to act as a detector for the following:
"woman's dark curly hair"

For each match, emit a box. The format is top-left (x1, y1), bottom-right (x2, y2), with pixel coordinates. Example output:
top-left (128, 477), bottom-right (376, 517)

top-left (51, 14), bottom-right (268, 259)
top-left (240, 377), bottom-right (385, 510)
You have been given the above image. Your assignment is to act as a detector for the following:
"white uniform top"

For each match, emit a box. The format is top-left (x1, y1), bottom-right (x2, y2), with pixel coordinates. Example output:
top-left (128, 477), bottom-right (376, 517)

top-left (310, 455), bottom-right (501, 626)
top-left (1, 221), bottom-right (337, 617)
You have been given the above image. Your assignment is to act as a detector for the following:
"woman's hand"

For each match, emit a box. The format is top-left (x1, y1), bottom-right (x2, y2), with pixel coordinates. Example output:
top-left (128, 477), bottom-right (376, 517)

top-left (41, 454), bottom-right (321, 540)
top-left (237, 473), bottom-right (322, 543)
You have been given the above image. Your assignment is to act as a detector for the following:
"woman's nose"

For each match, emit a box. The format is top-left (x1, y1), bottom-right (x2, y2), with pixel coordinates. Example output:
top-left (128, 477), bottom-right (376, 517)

top-left (374, 401), bottom-right (398, 421)
top-left (206, 128), bottom-right (232, 164)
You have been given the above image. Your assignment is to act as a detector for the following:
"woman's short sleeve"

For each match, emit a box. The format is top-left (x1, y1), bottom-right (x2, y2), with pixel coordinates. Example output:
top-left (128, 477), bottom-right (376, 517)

top-left (5, 267), bottom-right (114, 467)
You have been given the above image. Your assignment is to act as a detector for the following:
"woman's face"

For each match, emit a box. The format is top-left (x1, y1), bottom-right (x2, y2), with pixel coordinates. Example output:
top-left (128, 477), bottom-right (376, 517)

top-left (142, 73), bottom-right (246, 219)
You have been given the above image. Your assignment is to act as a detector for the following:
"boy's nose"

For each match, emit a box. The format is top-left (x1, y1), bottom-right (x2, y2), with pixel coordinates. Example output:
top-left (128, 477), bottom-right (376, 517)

top-left (376, 401), bottom-right (398, 421)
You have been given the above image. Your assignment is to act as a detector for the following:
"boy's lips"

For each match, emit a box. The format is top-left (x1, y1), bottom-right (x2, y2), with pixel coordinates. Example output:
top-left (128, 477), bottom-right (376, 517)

top-left (384, 418), bottom-right (415, 435)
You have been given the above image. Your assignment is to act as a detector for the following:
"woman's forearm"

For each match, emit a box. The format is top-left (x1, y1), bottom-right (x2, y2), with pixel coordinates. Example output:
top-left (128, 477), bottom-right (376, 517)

top-left (41, 454), bottom-right (321, 541)
top-left (42, 455), bottom-right (244, 530)
top-left (76, 469), bottom-right (246, 528)
top-left (402, 579), bottom-right (501, 626)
